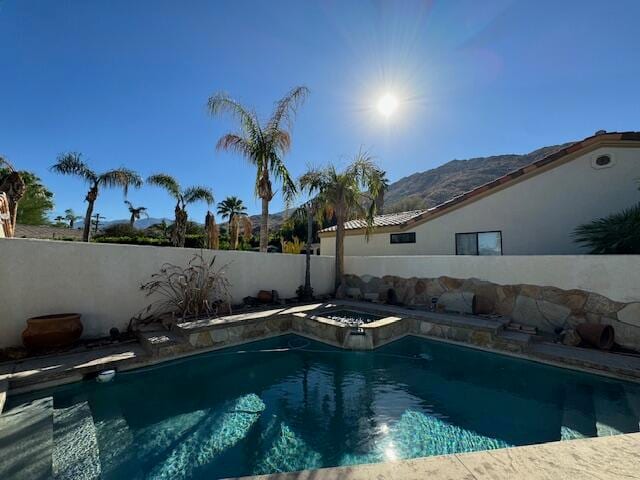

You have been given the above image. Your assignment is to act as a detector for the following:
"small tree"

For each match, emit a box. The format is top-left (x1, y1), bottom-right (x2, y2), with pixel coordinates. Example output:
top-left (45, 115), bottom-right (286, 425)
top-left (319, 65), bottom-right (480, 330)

top-left (147, 174), bottom-right (213, 247)
top-left (64, 208), bottom-right (83, 228)
top-left (124, 200), bottom-right (149, 228)
top-left (217, 196), bottom-right (251, 249)
top-left (51, 153), bottom-right (142, 241)
top-left (300, 152), bottom-right (386, 289)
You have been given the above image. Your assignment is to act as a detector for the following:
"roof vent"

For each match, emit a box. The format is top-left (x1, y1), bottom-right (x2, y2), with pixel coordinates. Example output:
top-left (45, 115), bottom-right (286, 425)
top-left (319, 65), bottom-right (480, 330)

top-left (595, 129), bottom-right (607, 135)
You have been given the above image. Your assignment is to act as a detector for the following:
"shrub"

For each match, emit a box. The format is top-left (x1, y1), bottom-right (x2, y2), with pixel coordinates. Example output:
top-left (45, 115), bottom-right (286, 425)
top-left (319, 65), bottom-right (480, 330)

top-left (573, 203), bottom-right (640, 253)
top-left (99, 223), bottom-right (138, 237)
top-left (136, 252), bottom-right (231, 325)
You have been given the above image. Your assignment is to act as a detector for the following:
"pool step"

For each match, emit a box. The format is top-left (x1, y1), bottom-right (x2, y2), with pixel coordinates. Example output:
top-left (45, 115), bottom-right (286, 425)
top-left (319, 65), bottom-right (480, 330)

top-left (592, 387), bottom-right (639, 437)
top-left (95, 409), bottom-right (143, 479)
top-left (560, 386), bottom-right (596, 440)
top-left (53, 401), bottom-right (101, 480)
top-left (0, 397), bottom-right (54, 480)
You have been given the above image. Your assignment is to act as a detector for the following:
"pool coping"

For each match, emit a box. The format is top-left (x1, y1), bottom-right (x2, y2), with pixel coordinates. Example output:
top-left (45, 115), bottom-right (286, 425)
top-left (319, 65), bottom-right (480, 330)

top-left (226, 432), bottom-right (640, 480)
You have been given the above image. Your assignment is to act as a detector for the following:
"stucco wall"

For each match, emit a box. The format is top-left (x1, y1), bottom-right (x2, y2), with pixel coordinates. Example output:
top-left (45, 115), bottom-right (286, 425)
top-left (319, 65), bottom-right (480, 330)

top-left (321, 146), bottom-right (640, 256)
top-left (0, 238), bottom-right (334, 348)
top-left (343, 255), bottom-right (640, 303)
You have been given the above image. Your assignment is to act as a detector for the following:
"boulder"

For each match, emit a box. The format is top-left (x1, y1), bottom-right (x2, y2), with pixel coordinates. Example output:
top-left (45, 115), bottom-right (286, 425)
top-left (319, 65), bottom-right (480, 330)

top-left (584, 293), bottom-right (624, 316)
top-left (617, 303), bottom-right (640, 328)
top-left (437, 291), bottom-right (476, 315)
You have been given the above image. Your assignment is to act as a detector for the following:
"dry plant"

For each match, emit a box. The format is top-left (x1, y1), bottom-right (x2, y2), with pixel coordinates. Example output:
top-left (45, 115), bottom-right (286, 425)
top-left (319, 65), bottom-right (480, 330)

top-left (133, 252), bottom-right (231, 328)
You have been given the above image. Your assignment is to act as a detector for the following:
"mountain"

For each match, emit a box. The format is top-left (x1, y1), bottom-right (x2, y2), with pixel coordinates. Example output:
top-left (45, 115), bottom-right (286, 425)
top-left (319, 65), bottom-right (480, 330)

top-left (102, 217), bottom-right (173, 229)
top-left (382, 142), bottom-right (573, 212)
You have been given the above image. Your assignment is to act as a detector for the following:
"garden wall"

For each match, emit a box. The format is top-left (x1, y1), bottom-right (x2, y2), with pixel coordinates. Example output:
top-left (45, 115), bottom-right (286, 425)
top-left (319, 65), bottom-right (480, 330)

top-left (0, 238), bottom-right (335, 348)
top-left (343, 255), bottom-right (640, 350)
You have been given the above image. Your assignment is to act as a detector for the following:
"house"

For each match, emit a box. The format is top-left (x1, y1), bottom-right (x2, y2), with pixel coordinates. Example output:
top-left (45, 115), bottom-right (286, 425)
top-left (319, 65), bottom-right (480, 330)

top-left (319, 131), bottom-right (640, 256)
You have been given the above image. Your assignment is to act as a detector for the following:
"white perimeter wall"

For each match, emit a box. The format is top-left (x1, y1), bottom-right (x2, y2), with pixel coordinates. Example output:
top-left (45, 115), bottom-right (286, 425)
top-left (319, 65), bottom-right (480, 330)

top-left (344, 255), bottom-right (640, 303)
top-left (0, 238), bottom-right (334, 348)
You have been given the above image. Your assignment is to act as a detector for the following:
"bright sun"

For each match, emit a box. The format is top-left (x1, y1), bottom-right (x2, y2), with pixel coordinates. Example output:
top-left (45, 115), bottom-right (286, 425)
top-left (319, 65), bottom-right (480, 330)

top-left (377, 93), bottom-right (399, 118)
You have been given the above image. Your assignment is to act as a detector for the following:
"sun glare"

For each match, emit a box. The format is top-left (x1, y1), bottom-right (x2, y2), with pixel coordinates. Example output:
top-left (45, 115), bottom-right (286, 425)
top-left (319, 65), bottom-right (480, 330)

top-left (376, 93), bottom-right (399, 118)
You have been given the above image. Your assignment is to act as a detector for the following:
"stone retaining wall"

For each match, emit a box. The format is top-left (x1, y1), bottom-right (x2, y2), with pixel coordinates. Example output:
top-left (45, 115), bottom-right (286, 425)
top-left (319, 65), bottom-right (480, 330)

top-left (343, 274), bottom-right (640, 351)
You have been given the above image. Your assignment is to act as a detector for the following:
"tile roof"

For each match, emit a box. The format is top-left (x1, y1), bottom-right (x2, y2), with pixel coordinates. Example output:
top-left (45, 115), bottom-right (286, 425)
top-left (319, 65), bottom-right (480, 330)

top-left (320, 131), bottom-right (640, 235)
top-left (320, 209), bottom-right (428, 232)
top-left (14, 224), bottom-right (84, 240)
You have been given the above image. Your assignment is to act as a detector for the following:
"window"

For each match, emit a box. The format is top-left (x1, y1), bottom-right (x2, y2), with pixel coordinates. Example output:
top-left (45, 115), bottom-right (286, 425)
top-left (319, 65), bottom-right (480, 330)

top-left (390, 232), bottom-right (416, 244)
top-left (455, 231), bottom-right (502, 255)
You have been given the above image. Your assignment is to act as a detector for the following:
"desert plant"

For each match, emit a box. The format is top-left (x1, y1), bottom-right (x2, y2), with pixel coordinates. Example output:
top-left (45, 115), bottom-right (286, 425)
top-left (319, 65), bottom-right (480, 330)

top-left (208, 86), bottom-right (308, 251)
top-left (147, 174), bottom-right (213, 247)
top-left (50, 152), bottom-right (142, 241)
top-left (300, 151), bottom-right (386, 289)
top-left (573, 203), bottom-right (640, 253)
top-left (137, 253), bottom-right (232, 326)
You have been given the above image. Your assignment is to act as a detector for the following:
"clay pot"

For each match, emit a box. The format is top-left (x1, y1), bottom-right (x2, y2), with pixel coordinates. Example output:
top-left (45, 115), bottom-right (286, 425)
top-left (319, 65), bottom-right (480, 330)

top-left (576, 323), bottom-right (614, 350)
top-left (257, 290), bottom-right (273, 303)
top-left (22, 313), bottom-right (83, 350)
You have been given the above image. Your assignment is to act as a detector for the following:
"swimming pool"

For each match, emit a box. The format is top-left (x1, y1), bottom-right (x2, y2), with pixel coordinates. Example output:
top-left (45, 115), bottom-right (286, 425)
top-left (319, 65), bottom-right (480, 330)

top-left (7, 334), bottom-right (640, 479)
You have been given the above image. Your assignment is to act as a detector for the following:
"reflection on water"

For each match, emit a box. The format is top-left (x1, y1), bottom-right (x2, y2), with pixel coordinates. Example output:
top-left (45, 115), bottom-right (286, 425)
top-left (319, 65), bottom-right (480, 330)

top-left (8, 334), bottom-right (640, 479)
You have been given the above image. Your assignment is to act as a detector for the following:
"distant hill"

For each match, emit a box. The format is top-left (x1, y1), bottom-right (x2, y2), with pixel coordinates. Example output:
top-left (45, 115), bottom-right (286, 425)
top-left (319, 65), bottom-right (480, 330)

top-left (383, 142), bottom-right (572, 211)
top-left (102, 217), bottom-right (173, 229)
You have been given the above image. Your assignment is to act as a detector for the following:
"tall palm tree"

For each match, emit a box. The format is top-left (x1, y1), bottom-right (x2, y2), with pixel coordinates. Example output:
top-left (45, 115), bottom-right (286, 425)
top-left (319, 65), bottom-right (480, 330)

top-left (50, 153), bottom-right (142, 241)
top-left (208, 86), bottom-right (308, 252)
top-left (217, 196), bottom-right (251, 249)
top-left (64, 208), bottom-right (82, 229)
top-left (147, 174), bottom-right (213, 247)
top-left (124, 200), bottom-right (149, 228)
top-left (300, 152), bottom-right (387, 289)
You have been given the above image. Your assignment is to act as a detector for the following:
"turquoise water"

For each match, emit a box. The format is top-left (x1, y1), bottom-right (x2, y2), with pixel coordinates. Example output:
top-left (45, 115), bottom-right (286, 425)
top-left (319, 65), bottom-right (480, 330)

top-left (8, 335), bottom-right (640, 479)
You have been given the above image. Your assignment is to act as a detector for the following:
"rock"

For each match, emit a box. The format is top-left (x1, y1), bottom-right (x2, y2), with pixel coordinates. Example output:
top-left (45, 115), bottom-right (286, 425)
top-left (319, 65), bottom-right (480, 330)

top-left (512, 296), bottom-right (570, 332)
top-left (584, 293), bottom-right (624, 315)
top-left (415, 280), bottom-right (426, 295)
top-left (494, 286), bottom-right (517, 317)
top-left (617, 303), bottom-right (640, 328)
top-left (425, 279), bottom-right (446, 298)
top-left (541, 288), bottom-right (587, 313)
top-left (363, 293), bottom-right (379, 302)
top-left (473, 283), bottom-right (498, 315)
top-left (346, 287), bottom-right (362, 299)
top-left (538, 300), bottom-right (571, 328)
top-left (437, 291), bottom-right (476, 315)
top-left (439, 276), bottom-right (464, 291)
top-left (562, 329), bottom-right (581, 347)
top-left (519, 284), bottom-right (542, 299)
top-left (335, 283), bottom-right (347, 299)
top-left (566, 315), bottom-right (586, 328)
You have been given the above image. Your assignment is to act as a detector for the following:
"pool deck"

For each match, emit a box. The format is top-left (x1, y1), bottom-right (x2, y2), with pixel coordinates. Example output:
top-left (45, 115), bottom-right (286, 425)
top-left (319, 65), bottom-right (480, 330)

top-left (230, 432), bottom-right (640, 480)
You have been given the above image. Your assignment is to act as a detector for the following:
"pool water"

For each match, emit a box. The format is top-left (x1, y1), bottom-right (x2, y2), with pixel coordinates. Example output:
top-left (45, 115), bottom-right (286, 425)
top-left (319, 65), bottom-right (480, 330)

top-left (8, 335), bottom-right (640, 479)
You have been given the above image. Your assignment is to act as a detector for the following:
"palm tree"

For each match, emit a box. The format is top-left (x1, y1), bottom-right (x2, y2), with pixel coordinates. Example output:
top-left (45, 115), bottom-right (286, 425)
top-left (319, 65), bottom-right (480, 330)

top-left (50, 153), bottom-right (142, 241)
top-left (0, 155), bottom-right (26, 236)
top-left (300, 152), bottom-right (387, 289)
top-left (124, 200), bottom-right (149, 228)
top-left (147, 174), bottom-right (213, 247)
top-left (54, 215), bottom-right (66, 226)
top-left (217, 196), bottom-right (251, 249)
top-left (64, 208), bottom-right (82, 229)
top-left (208, 86), bottom-right (309, 252)
top-left (286, 196), bottom-right (323, 300)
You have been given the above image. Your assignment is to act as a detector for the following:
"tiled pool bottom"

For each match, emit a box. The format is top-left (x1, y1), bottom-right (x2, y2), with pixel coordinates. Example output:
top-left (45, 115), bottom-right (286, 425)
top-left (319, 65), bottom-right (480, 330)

top-left (7, 334), bottom-right (640, 479)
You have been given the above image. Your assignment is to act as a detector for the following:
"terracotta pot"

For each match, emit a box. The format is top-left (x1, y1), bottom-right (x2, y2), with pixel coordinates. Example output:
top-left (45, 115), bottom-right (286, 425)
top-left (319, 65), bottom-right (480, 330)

top-left (257, 290), bottom-right (273, 303)
top-left (22, 313), bottom-right (83, 350)
top-left (576, 323), bottom-right (614, 350)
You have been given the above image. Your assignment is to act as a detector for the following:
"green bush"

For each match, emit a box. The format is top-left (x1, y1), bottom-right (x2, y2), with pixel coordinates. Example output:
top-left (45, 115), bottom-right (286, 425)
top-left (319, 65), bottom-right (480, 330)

top-left (100, 223), bottom-right (138, 237)
top-left (93, 236), bottom-right (172, 246)
top-left (573, 203), bottom-right (640, 254)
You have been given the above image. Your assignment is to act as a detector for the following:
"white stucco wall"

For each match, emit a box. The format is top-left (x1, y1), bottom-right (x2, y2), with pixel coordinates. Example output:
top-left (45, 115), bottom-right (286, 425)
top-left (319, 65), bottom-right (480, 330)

top-left (0, 238), bottom-right (334, 348)
top-left (344, 255), bottom-right (640, 303)
top-left (321, 146), bottom-right (640, 256)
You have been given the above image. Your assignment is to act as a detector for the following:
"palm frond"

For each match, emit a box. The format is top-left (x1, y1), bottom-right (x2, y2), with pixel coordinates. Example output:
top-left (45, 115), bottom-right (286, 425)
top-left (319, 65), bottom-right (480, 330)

top-left (207, 93), bottom-right (260, 140)
top-left (147, 173), bottom-right (181, 199)
top-left (215, 134), bottom-right (255, 161)
top-left (50, 152), bottom-right (97, 183)
top-left (99, 168), bottom-right (143, 196)
top-left (269, 153), bottom-right (297, 205)
top-left (183, 186), bottom-right (214, 206)
top-left (267, 86), bottom-right (309, 132)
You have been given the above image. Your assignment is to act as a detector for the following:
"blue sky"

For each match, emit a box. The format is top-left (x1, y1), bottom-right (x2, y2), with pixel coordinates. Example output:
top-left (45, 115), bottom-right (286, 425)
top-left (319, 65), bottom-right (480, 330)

top-left (1, 0), bottom-right (639, 223)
